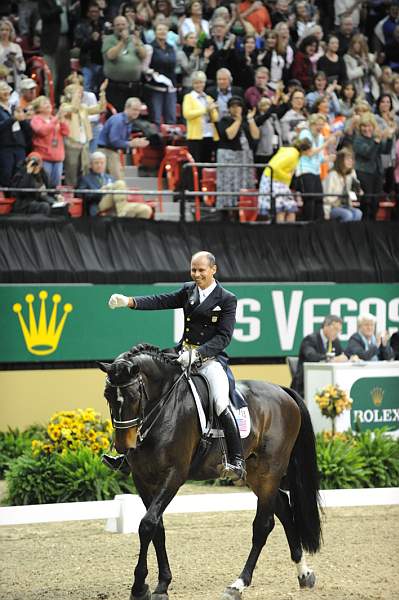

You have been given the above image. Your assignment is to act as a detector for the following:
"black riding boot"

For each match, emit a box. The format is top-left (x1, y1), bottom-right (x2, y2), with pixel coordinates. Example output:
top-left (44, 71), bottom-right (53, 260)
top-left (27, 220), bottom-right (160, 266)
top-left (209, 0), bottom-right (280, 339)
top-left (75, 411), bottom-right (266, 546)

top-left (218, 406), bottom-right (246, 482)
top-left (101, 454), bottom-right (131, 475)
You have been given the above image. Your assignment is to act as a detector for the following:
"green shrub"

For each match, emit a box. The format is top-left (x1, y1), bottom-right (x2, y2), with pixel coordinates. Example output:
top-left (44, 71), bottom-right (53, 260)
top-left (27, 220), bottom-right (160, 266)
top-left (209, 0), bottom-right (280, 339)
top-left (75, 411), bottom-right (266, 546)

top-left (0, 425), bottom-right (46, 477)
top-left (4, 448), bottom-right (135, 506)
top-left (316, 433), bottom-right (372, 489)
top-left (355, 429), bottom-right (399, 487)
top-left (5, 451), bottom-right (63, 505)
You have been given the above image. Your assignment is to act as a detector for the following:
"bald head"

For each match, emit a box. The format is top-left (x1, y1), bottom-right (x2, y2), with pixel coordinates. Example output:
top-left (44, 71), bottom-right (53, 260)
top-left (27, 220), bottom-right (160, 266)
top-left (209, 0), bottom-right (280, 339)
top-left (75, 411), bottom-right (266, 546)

top-left (191, 252), bottom-right (217, 289)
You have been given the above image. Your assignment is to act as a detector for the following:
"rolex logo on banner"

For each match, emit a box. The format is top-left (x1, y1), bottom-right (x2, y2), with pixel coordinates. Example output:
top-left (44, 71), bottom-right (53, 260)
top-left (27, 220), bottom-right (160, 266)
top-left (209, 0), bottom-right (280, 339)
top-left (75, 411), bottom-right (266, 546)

top-left (350, 378), bottom-right (399, 433)
top-left (13, 291), bottom-right (73, 356)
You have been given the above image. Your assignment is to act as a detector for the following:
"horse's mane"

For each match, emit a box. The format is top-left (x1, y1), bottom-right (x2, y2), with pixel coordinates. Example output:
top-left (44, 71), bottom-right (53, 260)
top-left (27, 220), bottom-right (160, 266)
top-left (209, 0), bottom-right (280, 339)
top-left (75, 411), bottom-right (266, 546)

top-left (120, 343), bottom-right (177, 366)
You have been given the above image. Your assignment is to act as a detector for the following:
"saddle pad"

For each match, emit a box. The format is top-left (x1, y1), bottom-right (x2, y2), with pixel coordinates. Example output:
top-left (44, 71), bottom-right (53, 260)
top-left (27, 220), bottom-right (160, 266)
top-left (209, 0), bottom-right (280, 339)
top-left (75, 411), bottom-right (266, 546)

top-left (187, 376), bottom-right (251, 439)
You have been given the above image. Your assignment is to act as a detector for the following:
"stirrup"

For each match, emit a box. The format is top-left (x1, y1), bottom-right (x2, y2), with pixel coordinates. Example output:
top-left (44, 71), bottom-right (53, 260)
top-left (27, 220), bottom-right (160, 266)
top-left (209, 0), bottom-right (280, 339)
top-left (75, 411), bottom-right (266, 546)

top-left (221, 459), bottom-right (246, 482)
top-left (101, 454), bottom-right (131, 475)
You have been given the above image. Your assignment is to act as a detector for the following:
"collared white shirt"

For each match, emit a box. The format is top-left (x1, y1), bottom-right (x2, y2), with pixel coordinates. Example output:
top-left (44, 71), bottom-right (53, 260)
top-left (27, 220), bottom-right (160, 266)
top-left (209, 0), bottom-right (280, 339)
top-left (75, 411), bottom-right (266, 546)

top-left (198, 280), bottom-right (217, 303)
top-left (191, 90), bottom-right (214, 138)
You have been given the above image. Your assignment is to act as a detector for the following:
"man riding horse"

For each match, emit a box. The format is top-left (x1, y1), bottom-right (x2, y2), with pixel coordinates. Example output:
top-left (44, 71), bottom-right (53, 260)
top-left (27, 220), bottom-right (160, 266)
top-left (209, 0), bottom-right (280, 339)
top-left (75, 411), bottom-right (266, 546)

top-left (103, 250), bottom-right (246, 482)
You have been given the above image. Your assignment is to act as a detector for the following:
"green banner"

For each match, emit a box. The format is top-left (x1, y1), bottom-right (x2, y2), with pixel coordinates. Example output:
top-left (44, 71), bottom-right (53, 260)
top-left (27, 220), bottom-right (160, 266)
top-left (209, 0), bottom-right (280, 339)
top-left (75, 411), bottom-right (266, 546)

top-left (0, 283), bottom-right (398, 362)
top-left (350, 377), bottom-right (399, 432)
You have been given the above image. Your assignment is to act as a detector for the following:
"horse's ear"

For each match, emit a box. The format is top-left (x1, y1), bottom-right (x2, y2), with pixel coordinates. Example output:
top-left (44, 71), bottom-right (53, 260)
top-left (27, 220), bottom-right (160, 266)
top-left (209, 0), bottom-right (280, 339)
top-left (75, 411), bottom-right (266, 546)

top-left (97, 361), bottom-right (111, 373)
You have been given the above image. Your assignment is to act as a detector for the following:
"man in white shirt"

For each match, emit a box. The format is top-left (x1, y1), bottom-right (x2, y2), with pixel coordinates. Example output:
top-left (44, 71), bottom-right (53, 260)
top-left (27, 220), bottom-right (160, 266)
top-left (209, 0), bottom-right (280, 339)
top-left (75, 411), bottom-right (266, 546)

top-left (105, 251), bottom-right (246, 482)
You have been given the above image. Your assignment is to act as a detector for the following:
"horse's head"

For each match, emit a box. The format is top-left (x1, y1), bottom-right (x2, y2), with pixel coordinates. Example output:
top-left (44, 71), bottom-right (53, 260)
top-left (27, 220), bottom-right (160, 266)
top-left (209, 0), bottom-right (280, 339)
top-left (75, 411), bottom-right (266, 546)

top-left (98, 358), bottom-right (144, 453)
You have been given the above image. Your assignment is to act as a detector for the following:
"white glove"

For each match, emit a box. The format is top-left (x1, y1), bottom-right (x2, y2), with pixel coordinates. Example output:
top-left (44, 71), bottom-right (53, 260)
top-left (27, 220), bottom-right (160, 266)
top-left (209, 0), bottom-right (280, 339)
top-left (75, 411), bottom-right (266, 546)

top-left (177, 349), bottom-right (199, 367)
top-left (108, 293), bottom-right (129, 309)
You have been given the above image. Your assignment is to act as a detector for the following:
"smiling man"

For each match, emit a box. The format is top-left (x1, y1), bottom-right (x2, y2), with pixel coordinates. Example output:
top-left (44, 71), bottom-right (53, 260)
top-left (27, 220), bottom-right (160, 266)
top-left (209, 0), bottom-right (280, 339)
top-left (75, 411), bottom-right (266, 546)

top-left (106, 251), bottom-right (246, 482)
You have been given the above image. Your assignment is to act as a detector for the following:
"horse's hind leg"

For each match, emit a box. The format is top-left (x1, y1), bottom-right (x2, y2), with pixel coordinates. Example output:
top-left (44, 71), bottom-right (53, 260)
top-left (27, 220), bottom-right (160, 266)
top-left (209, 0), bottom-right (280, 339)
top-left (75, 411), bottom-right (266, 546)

top-left (275, 489), bottom-right (316, 589)
top-left (222, 475), bottom-right (279, 599)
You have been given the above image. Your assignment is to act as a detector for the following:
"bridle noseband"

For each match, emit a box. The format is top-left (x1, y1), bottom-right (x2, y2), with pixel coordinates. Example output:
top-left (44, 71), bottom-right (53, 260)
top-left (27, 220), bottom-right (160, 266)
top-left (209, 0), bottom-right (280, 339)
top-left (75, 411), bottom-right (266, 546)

top-left (106, 367), bottom-right (145, 430)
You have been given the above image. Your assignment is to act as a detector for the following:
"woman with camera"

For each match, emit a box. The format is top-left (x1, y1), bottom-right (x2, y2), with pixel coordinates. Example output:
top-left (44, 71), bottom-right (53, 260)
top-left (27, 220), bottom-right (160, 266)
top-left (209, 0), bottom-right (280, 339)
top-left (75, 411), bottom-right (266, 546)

top-left (11, 153), bottom-right (66, 216)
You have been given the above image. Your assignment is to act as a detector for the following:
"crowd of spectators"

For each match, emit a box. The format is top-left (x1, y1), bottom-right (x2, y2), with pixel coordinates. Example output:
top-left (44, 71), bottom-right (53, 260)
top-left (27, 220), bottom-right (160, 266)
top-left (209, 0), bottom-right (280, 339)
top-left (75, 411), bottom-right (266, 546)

top-left (0, 0), bottom-right (398, 220)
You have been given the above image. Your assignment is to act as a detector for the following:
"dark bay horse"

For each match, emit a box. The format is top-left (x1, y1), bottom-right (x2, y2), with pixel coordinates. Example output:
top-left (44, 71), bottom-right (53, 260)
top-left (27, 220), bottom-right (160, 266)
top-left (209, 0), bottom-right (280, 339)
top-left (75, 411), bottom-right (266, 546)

top-left (99, 344), bottom-right (322, 600)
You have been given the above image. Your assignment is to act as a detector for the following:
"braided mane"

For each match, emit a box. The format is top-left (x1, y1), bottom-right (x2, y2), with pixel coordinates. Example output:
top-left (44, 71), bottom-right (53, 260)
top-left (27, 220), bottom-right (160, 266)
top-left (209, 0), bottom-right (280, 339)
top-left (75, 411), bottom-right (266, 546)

top-left (120, 343), bottom-right (177, 366)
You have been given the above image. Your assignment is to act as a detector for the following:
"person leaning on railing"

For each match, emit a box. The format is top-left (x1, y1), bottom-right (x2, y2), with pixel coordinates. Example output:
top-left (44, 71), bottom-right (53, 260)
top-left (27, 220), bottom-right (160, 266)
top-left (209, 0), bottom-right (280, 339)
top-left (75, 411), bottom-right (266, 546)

top-left (258, 137), bottom-right (312, 223)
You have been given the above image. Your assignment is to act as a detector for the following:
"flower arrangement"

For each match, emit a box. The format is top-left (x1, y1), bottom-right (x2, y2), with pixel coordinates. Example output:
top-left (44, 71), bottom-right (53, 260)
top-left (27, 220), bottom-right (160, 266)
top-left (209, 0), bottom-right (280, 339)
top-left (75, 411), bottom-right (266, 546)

top-left (314, 384), bottom-right (353, 434)
top-left (31, 408), bottom-right (113, 455)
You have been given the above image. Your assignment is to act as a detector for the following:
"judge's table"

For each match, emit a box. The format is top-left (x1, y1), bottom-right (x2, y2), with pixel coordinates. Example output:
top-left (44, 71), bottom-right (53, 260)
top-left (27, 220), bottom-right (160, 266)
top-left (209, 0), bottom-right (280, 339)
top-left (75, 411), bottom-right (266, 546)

top-left (304, 361), bottom-right (399, 436)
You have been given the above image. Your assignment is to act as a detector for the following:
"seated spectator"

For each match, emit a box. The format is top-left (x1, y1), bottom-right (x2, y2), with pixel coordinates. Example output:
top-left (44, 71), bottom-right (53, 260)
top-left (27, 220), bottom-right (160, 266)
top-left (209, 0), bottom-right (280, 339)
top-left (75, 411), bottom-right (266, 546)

top-left (258, 137), bottom-right (312, 222)
top-left (271, 0), bottom-right (290, 27)
top-left (385, 24), bottom-right (399, 74)
top-left (216, 95), bottom-right (259, 219)
top-left (274, 21), bottom-right (294, 71)
top-left (390, 330), bottom-right (399, 360)
top-left (346, 314), bottom-right (394, 361)
top-left (351, 113), bottom-right (395, 220)
top-left (182, 70), bottom-right (219, 165)
top-left (316, 35), bottom-right (347, 86)
top-left (334, 15), bottom-right (355, 58)
top-left (179, 1), bottom-right (210, 42)
top-left (338, 81), bottom-right (357, 118)
top-left (99, 179), bottom-right (153, 218)
top-left (244, 66), bottom-right (275, 108)
top-left (291, 35), bottom-right (319, 92)
top-left (102, 15), bottom-right (147, 112)
top-left (11, 153), bottom-right (67, 216)
top-left (291, 315), bottom-right (349, 396)
top-left (206, 68), bottom-right (244, 118)
top-left (0, 64), bottom-right (18, 108)
top-left (280, 87), bottom-right (308, 145)
top-left (30, 96), bottom-right (69, 188)
top-left (78, 150), bottom-right (121, 216)
top-left (60, 78), bottom-right (108, 187)
top-left (0, 81), bottom-right (31, 188)
top-left (343, 34), bottom-right (381, 103)
top-left (97, 96), bottom-right (152, 179)
top-left (323, 149), bottom-right (363, 221)
top-left (145, 22), bottom-right (177, 127)
top-left (17, 78), bottom-right (37, 110)
top-left (0, 18), bottom-right (26, 91)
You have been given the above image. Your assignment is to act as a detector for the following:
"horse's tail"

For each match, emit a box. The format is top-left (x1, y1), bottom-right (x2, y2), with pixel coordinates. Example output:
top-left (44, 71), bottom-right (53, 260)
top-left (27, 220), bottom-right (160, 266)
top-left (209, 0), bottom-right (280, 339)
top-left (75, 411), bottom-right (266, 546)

top-left (282, 386), bottom-right (322, 554)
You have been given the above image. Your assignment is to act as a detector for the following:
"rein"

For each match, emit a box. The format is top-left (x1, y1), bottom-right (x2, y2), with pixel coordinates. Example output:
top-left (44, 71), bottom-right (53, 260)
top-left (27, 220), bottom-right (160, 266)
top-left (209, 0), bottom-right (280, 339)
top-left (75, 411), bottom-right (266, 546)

top-left (106, 363), bottom-right (187, 445)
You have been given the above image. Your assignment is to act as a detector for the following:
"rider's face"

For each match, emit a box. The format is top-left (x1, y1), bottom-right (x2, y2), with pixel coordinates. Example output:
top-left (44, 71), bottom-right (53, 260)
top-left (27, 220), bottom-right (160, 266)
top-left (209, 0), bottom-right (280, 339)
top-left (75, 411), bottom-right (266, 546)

top-left (191, 255), bottom-right (217, 290)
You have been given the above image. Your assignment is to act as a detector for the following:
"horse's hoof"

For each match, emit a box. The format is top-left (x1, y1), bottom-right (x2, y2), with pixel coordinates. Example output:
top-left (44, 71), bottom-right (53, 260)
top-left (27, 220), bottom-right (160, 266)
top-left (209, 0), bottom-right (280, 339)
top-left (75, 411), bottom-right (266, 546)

top-left (221, 587), bottom-right (242, 600)
top-left (130, 584), bottom-right (151, 600)
top-left (151, 594), bottom-right (168, 600)
top-left (298, 571), bottom-right (316, 589)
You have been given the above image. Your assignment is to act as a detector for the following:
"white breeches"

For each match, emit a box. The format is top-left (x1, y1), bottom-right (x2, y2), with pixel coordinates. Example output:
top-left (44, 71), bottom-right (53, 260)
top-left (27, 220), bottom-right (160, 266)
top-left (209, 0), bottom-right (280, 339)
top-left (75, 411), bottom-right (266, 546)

top-left (198, 359), bottom-right (229, 416)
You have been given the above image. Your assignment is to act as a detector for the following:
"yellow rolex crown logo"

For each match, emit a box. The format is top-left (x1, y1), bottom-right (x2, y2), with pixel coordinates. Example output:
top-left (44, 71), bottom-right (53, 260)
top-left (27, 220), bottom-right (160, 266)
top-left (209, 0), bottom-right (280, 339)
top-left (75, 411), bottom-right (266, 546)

top-left (13, 291), bottom-right (73, 356)
top-left (370, 387), bottom-right (384, 407)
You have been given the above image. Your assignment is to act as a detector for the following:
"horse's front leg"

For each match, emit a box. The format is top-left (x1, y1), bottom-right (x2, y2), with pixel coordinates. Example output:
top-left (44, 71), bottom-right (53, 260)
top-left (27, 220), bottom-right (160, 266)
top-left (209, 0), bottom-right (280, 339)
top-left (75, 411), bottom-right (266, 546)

top-left (130, 475), bottom-right (181, 600)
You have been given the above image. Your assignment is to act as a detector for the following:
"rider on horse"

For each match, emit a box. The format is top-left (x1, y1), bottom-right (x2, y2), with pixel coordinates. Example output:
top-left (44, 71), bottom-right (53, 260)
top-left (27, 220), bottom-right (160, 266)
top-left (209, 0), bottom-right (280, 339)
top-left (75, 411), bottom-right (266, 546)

top-left (103, 250), bottom-right (246, 482)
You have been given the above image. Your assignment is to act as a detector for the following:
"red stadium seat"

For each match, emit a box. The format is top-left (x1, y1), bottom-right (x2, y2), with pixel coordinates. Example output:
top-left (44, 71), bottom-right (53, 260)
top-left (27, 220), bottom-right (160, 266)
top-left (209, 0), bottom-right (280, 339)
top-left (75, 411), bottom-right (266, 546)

top-left (376, 199), bottom-right (396, 221)
top-left (239, 189), bottom-right (259, 222)
top-left (0, 193), bottom-right (15, 214)
top-left (201, 168), bottom-right (217, 207)
top-left (57, 186), bottom-right (83, 218)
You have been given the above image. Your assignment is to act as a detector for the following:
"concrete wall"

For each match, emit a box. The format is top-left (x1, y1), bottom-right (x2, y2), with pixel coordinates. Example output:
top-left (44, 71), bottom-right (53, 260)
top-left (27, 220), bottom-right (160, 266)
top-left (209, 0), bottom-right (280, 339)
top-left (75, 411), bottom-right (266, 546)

top-left (0, 364), bottom-right (291, 429)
